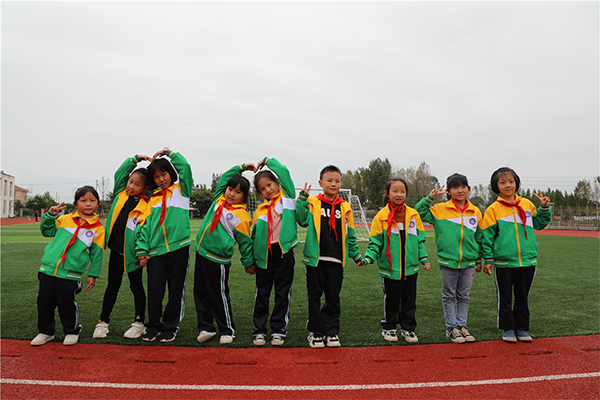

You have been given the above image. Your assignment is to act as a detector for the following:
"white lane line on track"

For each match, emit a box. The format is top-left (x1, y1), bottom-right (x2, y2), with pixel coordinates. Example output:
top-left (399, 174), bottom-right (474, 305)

top-left (2, 372), bottom-right (599, 391)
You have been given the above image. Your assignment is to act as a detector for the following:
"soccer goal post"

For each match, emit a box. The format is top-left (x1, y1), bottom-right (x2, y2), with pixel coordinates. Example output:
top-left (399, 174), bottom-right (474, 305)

top-left (246, 188), bottom-right (370, 242)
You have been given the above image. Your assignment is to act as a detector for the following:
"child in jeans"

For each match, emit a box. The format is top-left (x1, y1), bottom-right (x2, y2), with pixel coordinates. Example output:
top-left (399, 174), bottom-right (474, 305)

top-left (296, 165), bottom-right (364, 348)
top-left (415, 173), bottom-right (482, 344)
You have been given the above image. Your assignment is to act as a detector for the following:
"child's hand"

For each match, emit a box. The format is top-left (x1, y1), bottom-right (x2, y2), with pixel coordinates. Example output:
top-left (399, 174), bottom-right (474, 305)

top-left (48, 202), bottom-right (67, 215)
top-left (483, 264), bottom-right (493, 276)
top-left (423, 262), bottom-right (431, 270)
top-left (475, 264), bottom-right (482, 273)
top-left (152, 147), bottom-right (170, 160)
top-left (429, 186), bottom-right (447, 199)
top-left (533, 190), bottom-right (550, 207)
top-left (86, 277), bottom-right (96, 291)
top-left (138, 255), bottom-right (149, 267)
top-left (300, 183), bottom-right (311, 196)
top-left (256, 159), bottom-right (266, 170)
top-left (138, 154), bottom-right (152, 162)
top-left (245, 266), bottom-right (256, 276)
top-left (244, 163), bottom-right (257, 173)
top-left (356, 260), bottom-right (366, 266)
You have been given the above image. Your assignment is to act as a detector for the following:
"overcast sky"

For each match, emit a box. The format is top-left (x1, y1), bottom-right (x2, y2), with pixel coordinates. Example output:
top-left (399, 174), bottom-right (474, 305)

top-left (2, 1), bottom-right (598, 203)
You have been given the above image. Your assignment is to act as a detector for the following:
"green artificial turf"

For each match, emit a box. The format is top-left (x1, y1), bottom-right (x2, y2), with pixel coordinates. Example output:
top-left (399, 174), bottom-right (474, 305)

top-left (1, 222), bottom-right (598, 348)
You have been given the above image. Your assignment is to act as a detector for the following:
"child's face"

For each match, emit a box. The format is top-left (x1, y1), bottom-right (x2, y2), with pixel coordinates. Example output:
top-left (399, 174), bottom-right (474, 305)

top-left (319, 171), bottom-right (342, 199)
top-left (256, 177), bottom-right (280, 201)
top-left (448, 184), bottom-right (470, 203)
top-left (386, 181), bottom-right (406, 208)
top-left (127, 172), bottom-right (147, 197)
top-left (497, 173), bottom-right (516, 200)
top-left (75, 192), bottom-right (99, 218)
top-left (225, 184), bottom-right (245, 206)
top-left (153, 169), bottom-right (172, 190)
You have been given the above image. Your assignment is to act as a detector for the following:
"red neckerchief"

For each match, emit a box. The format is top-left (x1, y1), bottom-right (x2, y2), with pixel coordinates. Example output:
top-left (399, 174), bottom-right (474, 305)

top-left (452, 199), bottom-right (469, 213)
top-left (209, 198), bottom-right (236, 236)
top-left (496, 197), bottom-right (528, 238)
top-left (266, 193), bottom-right (281, 255)
top-left (153, 187), bottom-right (170, 232)
top-left (317, 193), bottom-right (344, 241)
top-left (386, 201), bottom-right (406, 276)
top-left (134, 193), bottom-right (149, 203)
top-left (60, 214), bottom-right (102, 268)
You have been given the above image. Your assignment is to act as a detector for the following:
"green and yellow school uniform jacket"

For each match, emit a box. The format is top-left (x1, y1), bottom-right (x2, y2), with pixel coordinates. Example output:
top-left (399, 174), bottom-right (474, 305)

top-left (415, 195), bottom-right (482, 269)
top-left (136, 151), bottom-right (192, 258)
top-left (105, 155), bottom-right (149, 273)
top-left (481, 195), bottom-right (551, 268)
top-left (296, 193), bottom-right (362, 269)
top-left (251, 157), bottom-right (299, 269)
top-left (39, 211), bottom-right (105, 281)
top-left (194, 164), bottom-right (254, 266)
top-left (364, 205), bottom-right (428, 280)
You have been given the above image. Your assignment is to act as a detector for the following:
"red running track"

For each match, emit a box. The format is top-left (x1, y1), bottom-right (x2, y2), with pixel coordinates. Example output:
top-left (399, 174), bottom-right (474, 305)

top-left (2, 335), bottom-right (599, 399)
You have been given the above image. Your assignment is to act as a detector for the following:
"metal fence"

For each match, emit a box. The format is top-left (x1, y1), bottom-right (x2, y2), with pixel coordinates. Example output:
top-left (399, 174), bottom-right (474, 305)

top-left (549, 206), bottom-right (600, 230)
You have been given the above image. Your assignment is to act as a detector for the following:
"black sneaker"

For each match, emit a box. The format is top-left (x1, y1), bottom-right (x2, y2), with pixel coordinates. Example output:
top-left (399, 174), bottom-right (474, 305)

top-left (143, 330), bottom-right (161, 342)
top-left (160, 331), bottom-right (177, 343)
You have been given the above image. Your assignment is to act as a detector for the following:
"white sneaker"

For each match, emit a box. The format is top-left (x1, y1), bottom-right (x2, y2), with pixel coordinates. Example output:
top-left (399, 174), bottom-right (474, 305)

top-left (326, 335), bottom-right (341, 347)
top-left (197, 330), bottom-right (217, 343)
top-left (271, 334), bottom-right (285, 346)
top-left (123, 322), bottom-right (146, 339)
top-left (253, 333), bottom-right (267, 346)
top-left (307, 333), bottom-right (325, 348)
top-left (31, 333), bottom-right (54, 346)
top-left (92, 322), bottom-right (109, 339)
top-left (382, 329), bottom-right (399, 342)
top-left (63, 334), bottom-right (79, 346)
top-left (219, 335), bottom-right (235, 344)
top-left (400, 329), bottom-right (419, 343)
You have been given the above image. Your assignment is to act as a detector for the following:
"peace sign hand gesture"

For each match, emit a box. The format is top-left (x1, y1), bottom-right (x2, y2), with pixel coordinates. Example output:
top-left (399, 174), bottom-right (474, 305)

top-left (429, 185), bottom-right (448, 199)
top-left (300, 182), bottom-right (311, 196)
top-left (532, 190), bottom-right (550, 207)
top-left (48, 202), bottom-right (67, 215)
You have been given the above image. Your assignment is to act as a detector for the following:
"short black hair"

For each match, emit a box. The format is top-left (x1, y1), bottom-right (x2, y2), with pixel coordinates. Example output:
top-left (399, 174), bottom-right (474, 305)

top-left (131, 167), bottom-right (150, 187)
top-left (446, 173), bottom-right (470, 200)
top-left (253, 170), bottom-right (279, 192)
top-left (227, 174), bottom-right (251, 203)
top-left (74, 185), bottom-right (100, 204)
top-left (383, 177), bottom-right (408, 205)
top-left (147, 157), bottom-right (178, 190)
top-left (319, 165), bottom-right (342, 180)
top-left (490, 167), bottom-right (521, 194)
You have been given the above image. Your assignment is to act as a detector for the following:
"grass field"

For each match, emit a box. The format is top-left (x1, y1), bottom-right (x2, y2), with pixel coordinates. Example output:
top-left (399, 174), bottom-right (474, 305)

top-left (1, 221), bottom-right (599, 348)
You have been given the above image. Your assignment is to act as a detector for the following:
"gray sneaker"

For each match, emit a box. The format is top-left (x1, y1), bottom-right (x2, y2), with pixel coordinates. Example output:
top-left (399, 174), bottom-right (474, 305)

top-left (446, 327), bottom-right (466, 344)
top-left (459, 326), bottom-right (475, 342)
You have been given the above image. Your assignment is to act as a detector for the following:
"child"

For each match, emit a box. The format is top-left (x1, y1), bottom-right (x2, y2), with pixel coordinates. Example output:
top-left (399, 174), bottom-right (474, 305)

top-left (363, 178), bottom-right (430, 343)
top-left (296, 165), bottom-right (364, 348)
top-left (194, 163), bottom-right (256, 345)
top-left (31, 186), bottom-right (105, 346)
top-left (250, 157), bottom-right (299, 346)
top-left (415, 173), bottom-right (482, 344)
top-left (481, 167), bottom-right (551, 343)
top-left (93, 155), bottom-right (151, 340)
top-left (136, 148), bottom-right (193, 343)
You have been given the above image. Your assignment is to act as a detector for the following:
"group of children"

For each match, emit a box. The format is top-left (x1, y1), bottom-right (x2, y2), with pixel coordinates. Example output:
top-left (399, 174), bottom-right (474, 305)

top-left (30, 151), bottom-right (551, 348)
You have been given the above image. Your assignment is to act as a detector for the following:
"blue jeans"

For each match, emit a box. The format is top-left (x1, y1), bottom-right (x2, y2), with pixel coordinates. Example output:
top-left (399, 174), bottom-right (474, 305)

top-left (440, 266), bottom-right (474, 330)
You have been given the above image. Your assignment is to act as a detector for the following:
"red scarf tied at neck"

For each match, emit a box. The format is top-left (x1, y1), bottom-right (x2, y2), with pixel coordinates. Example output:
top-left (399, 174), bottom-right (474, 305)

top-left (154, 188), bottom-right (170, 233)
top-left (386, 201), bottom-right (406, 275)
top-left (266, 193), bottom-right (282, 255)
top-left (60, 215), bottom-right (102, 268)
top-left (209, 198), bottom-right (236, 236)
top-left (496, 198), bottom-right (528, 239)
top-left (317, 194), bottom-right (344, 241)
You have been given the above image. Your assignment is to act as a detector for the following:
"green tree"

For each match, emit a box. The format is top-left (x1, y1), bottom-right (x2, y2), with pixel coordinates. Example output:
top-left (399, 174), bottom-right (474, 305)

top-left (26, 191), bottom-right (58, 212)
top-left (342, 167), bottom-right (367, 205)
top-left (210, 173), bottom-right (222, 192)
top-left (364, 158), bottom-right (392, 207)
top-left (190, 184), bottom-right (214, 219)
